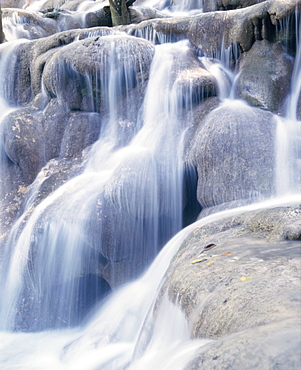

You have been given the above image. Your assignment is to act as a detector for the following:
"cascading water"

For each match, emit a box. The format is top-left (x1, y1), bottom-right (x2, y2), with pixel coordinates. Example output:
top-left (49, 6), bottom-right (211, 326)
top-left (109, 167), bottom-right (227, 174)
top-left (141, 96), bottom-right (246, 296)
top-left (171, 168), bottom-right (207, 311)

top-left (0, 36), bottom-right (192, 331)
top-left (275, 12), bottom-right (301, 196)
top-left (0, 0), bottom-right (301, 368)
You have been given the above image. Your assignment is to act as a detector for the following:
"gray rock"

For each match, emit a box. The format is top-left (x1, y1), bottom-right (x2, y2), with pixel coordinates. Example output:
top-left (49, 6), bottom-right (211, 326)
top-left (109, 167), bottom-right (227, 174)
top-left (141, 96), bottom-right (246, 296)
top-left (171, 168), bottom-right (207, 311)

top-left (0, 40), bottom-right (34, 106)
top-left (2, 8), bottom-right (57, 39)
top-left (235, 40), bottom-right (294, 113)
top-left (188, 101), bottom-right (276, 208)
top-left (175, 66), bottom-right (218, 103)
top-left (203, 0), bottom-right (266, 12)
top-left (2, 107), bottom-right (46, 184)
top-left (124, 0), bottom-right (301, 55)
top-left (43, 98), bottom-right (71, 160)
top-left (186, 319), bottom-right (301, 369)
top-left (85, 7), bottom-right (112, 28)
top-left (129, 6), bottom-right (168, 24)
top-left (42, 34), bottom-right (155, 112)
top-left (55, 11), bottom-right (83, 31)
top-left (0, 0), bottom-right (24, 7)
top-left (60, 0), bottom-right (84, 11)
top-left (39, 0), bottom-right (68, 9)
top-left (60, 112), bottom-right (102, 158)
top-left (157, 204), bottom-right (301, 368)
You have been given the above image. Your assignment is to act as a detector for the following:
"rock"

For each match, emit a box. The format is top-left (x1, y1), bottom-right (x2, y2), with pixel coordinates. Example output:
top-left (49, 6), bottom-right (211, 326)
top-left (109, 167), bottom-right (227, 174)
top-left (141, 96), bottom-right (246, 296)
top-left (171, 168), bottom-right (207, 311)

top-left (235, 40), bottom-right (294, 113)
top-left (186, 319), bottom-right (301, 369)
top-left (188, 100), bottom-right (277, 208)
top-left (175, 66), bottom-right (218, 104)
top-left (41, 34), bottom-right (155, 113)
top-left (60, 112), bottom-right (102, 158)
top-left (21, 152), bottom-right (88, 209)
top-left (59, 0), bottom-right (83, 11)
top-left (129, 6), bottom-right (168, 24)
top-left (30, 27), bottom-right (118, 96)
top-left (0, 0), bottom-right (24, 7)
top-left (2, 8), bottom-right (57, 39)
top-left (39, 0), bottom-right (67, 9)
top-left (0, 40), bottom-right (34, 106)
top-left (42, 99), bottom-right (71, 160)
top-left (85, 7), bottom-right (112, 28)
top-left (203, 0), bottom-right (266, 12)
top-left (244, 206), bottom-right (301, 241)
top-left (2, 107), bottom-right (46, 184)
top-left (157, 204), bottom-right (301, 368)
top-left (50, 10), bottom-right (83, 31)
top-left (124, 0), bottom-right (301, 55)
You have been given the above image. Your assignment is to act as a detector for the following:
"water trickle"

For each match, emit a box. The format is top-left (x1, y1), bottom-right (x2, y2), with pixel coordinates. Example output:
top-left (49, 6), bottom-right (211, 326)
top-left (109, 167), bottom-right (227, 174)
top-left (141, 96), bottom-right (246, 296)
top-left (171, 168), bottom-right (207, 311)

top-left (0, 1), bottom-right (301, 368)
top-left (0, 40), bottom-right (195, 332)
top-left (275, 13), bottom-right (301, 196)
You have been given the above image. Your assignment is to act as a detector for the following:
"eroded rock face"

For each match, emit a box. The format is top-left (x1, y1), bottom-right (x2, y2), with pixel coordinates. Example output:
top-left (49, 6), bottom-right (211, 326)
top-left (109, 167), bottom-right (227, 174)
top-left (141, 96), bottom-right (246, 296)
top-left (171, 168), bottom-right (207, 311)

top-left (157, 204), bottom-right (301, 369)
top-left (188, 100), bottom-right (277, 208)
top-left (203, 0), bottom-right (266, 12)
top-left (186, 320), bottom-right (301, 369)
top-left (0, 32), bottom-right (156, 242)
top-left (124, 0), bottom-right (301, 55)
top-left (235, 40), bottom-right (294, 113)
top-left (0, 0), bottom-right (300, 336)
top-left (2, 8), bottom-right (57, 40)
top-left (2, 108), bottom-right (46, 184)
top-left (41, 34), bottom-right (155, 113)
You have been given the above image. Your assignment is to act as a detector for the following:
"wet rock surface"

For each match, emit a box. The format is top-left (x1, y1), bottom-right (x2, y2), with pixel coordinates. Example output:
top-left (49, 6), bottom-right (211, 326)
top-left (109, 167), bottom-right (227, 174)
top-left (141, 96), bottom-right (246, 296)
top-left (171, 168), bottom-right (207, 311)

top-left (235, 40), bottom-right (294, 113)
top-left (158, 204), bottom-right (301, 368)
top-left (188, 101), bottom-right (277, 208)
top-left (0, 0), bottom-right (300, 359)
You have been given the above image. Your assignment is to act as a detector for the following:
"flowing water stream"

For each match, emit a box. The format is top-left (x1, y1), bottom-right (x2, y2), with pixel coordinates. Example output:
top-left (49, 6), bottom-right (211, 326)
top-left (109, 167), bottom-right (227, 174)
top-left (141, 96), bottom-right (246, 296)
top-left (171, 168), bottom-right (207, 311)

top-left (0, 1), bottom-right (300, 369)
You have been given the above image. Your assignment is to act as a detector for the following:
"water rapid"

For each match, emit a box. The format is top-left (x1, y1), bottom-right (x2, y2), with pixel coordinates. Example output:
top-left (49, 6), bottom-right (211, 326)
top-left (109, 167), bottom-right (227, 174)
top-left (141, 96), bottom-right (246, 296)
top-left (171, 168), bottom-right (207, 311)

top-left (0, 0), bottom-right (300, 369)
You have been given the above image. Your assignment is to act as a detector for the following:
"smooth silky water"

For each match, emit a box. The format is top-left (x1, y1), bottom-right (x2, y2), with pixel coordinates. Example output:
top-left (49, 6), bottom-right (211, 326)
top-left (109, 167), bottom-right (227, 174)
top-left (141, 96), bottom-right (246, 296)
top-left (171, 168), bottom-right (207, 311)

top-left (0, 1), bottom-right (301, 369)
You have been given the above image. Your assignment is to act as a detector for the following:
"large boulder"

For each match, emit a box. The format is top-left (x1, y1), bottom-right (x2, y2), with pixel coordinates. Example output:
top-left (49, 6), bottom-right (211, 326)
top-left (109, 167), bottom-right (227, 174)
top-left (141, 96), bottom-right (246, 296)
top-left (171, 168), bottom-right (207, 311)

top-left (42, 99), bottom-right (71, 160)
top-left (2, 107), bottom-right (46, 184)
top-left (29, 27), bottom-right (118, 96)
top-left (0, 0), bottom-right (23, 7)
top-left (2, 8), bottom-right (57, 40)
top-left (188, 100), bottom-right (277, 208)
top-left (203, 0), bottom-right (266, 12)
top-left (85, 7), bottom-right (112, 28)
top-left (41, 34), bottom-right (155, 114)
top-left (124, 0), bottom-right (301, 55)
top-left (157, 203), bottom-right (301, 368)
top-left (186, 319), bottom-right (301, 369)
top-left (60, 112), bottom-right (102, 158)
top-left (0, 39), bottom-right (34, 106)
top-left (235, 40), bottom-right (294, 113)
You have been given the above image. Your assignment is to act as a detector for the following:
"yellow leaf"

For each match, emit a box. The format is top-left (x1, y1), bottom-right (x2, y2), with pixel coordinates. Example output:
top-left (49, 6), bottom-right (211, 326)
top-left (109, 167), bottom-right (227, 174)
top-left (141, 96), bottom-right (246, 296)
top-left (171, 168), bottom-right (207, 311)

top-left (239, 276), bottom-right (252, 282)
top-left (206, 261), bottom-right (216, 266)
top-left (212, 252), bottom-right (233, 257)
top-left (191, 258), bottom-right (207, 264)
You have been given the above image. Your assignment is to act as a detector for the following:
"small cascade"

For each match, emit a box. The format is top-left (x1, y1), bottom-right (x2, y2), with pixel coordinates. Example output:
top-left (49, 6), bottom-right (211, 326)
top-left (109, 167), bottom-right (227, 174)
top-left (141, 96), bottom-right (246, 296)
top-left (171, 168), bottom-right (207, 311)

top-left (0, 39), bottom-right (31, 105)
top-left (0, 40), bottom-right (28, 239)
top-left (1, 9), bottom-right (54, 41)
top-left (0, 196), bottom-right (299, 369)
top-left (0, 0), bottom-right (301, 368)
top-left (150, 0), bottom-right (204, 14)
top-left (275, 12), bottom-right (301, 196)
top-left (0, 40), bottom-right (195, 332)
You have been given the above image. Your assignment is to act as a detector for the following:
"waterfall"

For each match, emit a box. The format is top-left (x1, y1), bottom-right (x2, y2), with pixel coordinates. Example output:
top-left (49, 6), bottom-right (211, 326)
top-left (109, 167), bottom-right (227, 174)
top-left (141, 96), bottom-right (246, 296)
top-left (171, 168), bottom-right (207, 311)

top-left (275, 12), bottom-right (301, 196)
top-left (0, 0), bottom-right (301, 368)
top-left (0, 39), bottom-right (193, 331)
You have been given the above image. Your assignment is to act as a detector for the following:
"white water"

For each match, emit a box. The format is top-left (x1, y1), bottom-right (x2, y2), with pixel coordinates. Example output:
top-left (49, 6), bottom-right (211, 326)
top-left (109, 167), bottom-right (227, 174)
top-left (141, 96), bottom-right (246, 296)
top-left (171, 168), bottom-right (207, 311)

top-left (275, 13), bottom-right (301, 196)
top-left (0, 39), bottom-right (193, 331)
top-left (1, 195), bottom-right (300, 369)
top-left (0, 2), bottom-right (301, 369)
